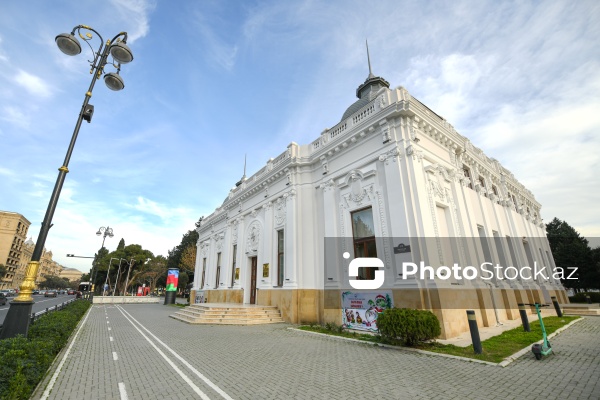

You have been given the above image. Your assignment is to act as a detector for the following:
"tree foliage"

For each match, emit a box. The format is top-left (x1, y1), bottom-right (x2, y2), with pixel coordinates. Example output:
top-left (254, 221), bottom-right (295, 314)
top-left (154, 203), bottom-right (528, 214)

top-left (39, 276), bottom-right (70, 289)
top-left (167, 230), bottom-right (198, 270)
top-left (0, 264), bottom-right (7, 281)
top-left (546, 217), bottom-right (600, 291)
top-left (92, 243), bottom-right (154, 295)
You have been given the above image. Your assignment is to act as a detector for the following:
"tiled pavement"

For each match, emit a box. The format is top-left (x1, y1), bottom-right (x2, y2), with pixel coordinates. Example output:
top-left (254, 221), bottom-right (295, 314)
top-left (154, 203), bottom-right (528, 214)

top-left (31, 304), bottom-right (600, 400)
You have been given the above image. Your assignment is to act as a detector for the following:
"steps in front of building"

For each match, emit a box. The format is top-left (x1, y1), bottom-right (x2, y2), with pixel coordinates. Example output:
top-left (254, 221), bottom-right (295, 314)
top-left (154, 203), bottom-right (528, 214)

top-left (561, 304), bottom-right (600, 316)
top-left (170, 303), bottom-right (284, 325)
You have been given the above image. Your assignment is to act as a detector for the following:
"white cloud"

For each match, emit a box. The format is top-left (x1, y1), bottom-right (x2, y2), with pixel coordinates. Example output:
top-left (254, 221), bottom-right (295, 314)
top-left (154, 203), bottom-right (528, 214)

top-left (0, 106), bottom-right (30, 128)
top-left (109, 0), bottom-right (156, 43)
top-left (14, 70), bottom-right (52, 98)
top-left (131, 196), bottom-right (192, 222)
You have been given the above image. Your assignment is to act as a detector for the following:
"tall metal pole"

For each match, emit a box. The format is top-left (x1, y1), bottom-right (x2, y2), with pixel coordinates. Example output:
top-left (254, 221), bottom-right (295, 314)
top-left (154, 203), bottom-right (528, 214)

top-left (0, 27), bottom-right (131, 339)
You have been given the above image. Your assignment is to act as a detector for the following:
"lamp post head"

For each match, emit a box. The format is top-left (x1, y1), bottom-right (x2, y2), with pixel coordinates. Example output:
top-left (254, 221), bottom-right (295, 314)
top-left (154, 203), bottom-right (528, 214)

top-left (96, 230), bottom-right (102, 236)
top-left (104, 72), bottom-right (125, 91)
top-left (109, 41), bottom-right (134, 64)
top-left (55, 33), bottom-right (82, 56)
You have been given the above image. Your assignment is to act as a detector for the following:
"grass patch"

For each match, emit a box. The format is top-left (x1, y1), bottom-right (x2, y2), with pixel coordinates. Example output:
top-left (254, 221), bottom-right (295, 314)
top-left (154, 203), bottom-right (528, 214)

top-left (299, 316), bottom-right (579, 363)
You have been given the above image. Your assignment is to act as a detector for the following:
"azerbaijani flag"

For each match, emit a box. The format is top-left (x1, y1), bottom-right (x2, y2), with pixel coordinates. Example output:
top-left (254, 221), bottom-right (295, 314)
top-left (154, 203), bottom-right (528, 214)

top-left (166, 269), bottom-right (179, 292)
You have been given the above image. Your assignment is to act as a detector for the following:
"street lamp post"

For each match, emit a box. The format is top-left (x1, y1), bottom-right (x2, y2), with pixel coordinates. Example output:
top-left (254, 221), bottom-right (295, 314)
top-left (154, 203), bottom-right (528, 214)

top-left (91, 226), bottom-right (114, 292)
top-left (103, 257), bottom-right (121, 296)
top-left (0, 25), bottom-right (133, 339)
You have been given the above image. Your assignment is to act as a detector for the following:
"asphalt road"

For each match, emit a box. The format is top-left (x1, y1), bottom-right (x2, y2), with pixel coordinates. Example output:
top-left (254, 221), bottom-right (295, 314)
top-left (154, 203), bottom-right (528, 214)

top-left (0, 294), bottom-right (77, 326)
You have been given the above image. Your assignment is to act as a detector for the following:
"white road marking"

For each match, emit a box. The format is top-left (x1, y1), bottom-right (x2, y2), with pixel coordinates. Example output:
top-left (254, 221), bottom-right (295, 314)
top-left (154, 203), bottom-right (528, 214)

top-left (118, 382), bottom-right (129, 400)
top-left (113, 352), bottom-right (118, 361)
top-left (115, 306), bottom-right (212, 400)
top-left (40, 305), bottom-right (93, 400)
top-left (117, 305), bottom-right (234, 400)
top-left (110, 337), bottom-right (114, 342)
top-left (108, 327), bottom-right (112, 331)
top-left (107, 321), bottom-right (110, 324)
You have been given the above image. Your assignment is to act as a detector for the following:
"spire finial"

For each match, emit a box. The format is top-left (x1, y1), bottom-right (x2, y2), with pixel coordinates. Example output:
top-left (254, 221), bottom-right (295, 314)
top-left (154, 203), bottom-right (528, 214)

top-left (243, 153), bottom-right (247, 178)
top-left (366, 39), bottom-right (374, 79)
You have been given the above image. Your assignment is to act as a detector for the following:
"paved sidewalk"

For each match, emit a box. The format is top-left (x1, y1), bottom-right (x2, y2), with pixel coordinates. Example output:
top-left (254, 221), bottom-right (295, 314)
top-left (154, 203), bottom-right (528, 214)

top-left (32, 304), bottom-right (600, 399)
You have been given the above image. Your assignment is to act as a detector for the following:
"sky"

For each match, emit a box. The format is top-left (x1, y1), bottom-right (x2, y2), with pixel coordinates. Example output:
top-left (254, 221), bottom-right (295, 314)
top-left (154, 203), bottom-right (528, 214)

top-left (1, 0), bottom-right (599, 273)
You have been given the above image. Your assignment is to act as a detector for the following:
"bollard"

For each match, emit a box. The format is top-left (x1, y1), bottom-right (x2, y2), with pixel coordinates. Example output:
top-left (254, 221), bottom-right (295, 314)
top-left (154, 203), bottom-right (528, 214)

top-left (518, 303), bottom-right (531, 332)
top-left (466, 310), bottom-right (482, 354)
top-left (586, 295), bottom-right (592, 304)
top-left (551, 296), bottom-right (562, 317)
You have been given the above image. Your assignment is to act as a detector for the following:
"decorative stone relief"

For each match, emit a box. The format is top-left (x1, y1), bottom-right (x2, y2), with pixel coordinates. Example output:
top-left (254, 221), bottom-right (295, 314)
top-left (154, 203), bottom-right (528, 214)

top-left (274, 198), bottom-right (286, 226)
top-left (321, 158), bottom-right (329, 175)
top-left (378, 147), bottom-right (401, 165)
top-left (246, 221), bottom-right (261, 253)
top-left (199, 241), bottom-right (209, 257)
top-left (319, 179), bottom-right (335, 192)
top-left (213, 232), bottom-right (225, 251)
top-left (231, 221), bottom-right (239, 244)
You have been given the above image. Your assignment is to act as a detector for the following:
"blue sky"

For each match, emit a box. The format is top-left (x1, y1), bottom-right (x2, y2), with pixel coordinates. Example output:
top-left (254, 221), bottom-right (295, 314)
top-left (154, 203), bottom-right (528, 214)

top-left (1, 0), bottom-right (599, 273)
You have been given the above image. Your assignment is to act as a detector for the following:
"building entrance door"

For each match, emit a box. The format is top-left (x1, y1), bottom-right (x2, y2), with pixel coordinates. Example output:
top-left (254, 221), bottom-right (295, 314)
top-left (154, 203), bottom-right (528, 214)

top-left (250, 256), bottom-right (257, 304)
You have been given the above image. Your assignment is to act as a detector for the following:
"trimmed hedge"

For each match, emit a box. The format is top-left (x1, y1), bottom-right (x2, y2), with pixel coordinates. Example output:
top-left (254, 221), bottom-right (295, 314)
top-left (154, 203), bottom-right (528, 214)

top-left (377, 308), bottom-right (441, 346)
top-left (0, 300), bottom-right (91, 400)
top-left (568, 292), bottom-right (600, 303)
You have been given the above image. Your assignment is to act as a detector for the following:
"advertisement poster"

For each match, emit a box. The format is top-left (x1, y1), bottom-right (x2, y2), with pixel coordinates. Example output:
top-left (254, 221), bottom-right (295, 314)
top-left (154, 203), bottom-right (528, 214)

top-left (166, 269), bottom-right (179, 292)
top-left (195, 290), bottom-right (206, 304)
top-left (342, 291), bottom-right (393, 332)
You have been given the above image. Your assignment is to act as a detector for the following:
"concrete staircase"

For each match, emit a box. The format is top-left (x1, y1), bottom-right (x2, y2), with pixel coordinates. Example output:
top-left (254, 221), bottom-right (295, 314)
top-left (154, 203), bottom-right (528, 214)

top-left (561, 303), bottom-right (600, 316)
top-left (170, 303), bottom-right (284, 325)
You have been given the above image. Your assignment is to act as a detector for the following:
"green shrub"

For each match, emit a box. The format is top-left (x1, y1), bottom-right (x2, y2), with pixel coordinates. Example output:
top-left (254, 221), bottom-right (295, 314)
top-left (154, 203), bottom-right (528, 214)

top-left (0, 336), bottom-right (55, 399)
top-left (568, 292), bottom-right (600, 303)
top-left (0, 300), bottom-right (91, 400)
top-left (376, 308), bottom-right (441, 346)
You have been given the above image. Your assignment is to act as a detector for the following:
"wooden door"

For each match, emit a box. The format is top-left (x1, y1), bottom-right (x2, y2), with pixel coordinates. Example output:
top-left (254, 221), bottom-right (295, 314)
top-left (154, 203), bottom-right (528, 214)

top-left (250, 257), bottom-right (257, 304)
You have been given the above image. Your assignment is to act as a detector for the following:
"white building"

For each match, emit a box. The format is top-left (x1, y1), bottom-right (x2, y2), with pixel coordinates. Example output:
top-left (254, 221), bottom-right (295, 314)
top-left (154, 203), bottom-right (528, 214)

top-left (193, 67), bottom-right (567, 338)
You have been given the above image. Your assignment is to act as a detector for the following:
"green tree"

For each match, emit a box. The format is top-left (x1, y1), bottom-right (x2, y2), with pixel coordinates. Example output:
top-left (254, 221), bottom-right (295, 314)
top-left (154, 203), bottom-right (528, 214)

top-left (546, 218), bottom-right (598, 291)
top-left (0, 264), bottom-right (7, 281)
top-left (39, 276), bottom-right (70, 289)
top-left (167, 230), bottom-right (199, 271)
top-left (117, 238), bottom-right (126, 251)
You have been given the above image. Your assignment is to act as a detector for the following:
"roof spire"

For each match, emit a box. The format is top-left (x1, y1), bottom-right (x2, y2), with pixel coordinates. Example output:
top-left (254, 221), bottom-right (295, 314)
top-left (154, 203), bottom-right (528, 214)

top-left (243, 153), bottom-right (247, 179)
top-left (366, 39), bottom-right (374, 79)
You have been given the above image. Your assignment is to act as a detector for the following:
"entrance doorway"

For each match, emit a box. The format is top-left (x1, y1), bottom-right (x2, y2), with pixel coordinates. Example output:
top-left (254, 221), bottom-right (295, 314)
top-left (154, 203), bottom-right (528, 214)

top-left (250, 256), bottom-right (257, 304)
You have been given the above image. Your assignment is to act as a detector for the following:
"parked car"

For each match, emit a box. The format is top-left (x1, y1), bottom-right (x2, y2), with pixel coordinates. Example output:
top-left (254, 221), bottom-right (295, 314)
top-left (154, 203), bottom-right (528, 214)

top-left (33, 290), bottom-right (40, 295)
top-left (0, 293), bottom-right (7, 305)
top-left (44, 290), bottom-right (57, 298)
top-left (0, 289), bottom-right (13, 297)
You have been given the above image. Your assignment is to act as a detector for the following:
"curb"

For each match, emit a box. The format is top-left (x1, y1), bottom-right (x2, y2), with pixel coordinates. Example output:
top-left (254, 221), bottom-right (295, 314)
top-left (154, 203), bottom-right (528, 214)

top-left (288, 327), bottom-right (498, 367)
top-left (288, 316), bottom-right (584, 368)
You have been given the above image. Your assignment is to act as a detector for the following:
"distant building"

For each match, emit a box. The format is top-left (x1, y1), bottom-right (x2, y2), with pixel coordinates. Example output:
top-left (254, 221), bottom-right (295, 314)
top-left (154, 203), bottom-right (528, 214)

top-left (0, 211), bottom-right (30, 289)
top-left (192, 65), bottom-right (568, 338)
top-left (11, 235), bottom-right (66, 289)
top-left (59, 267), bottom-right (83, 283)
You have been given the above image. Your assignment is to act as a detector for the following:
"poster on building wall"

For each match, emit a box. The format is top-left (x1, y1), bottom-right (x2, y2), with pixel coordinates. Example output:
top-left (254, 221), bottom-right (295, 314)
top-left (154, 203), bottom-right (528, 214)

top-left (341, 291), bottom-right (393, 332)
top-left (195, 290), bottom-right (206, 304)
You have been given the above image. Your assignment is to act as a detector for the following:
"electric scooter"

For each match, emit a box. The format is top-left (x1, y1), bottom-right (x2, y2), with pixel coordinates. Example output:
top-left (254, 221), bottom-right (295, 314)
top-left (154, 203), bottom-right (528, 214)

top-left (526, 303), bottom-right (552, 360)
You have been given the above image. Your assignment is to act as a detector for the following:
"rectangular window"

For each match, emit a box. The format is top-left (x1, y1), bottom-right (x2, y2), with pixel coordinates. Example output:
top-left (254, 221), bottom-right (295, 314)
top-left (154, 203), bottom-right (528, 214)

top-left (463, 165), bottom-right (473, 189)
top-left (201, 258), bottom-right (206, 288)
top-left (230, 245), bottom-right (237, 287)
top-left (351, 207), bottom-right (377, 280)
top-left (277, 230), bottom-right (284, 286)
top-left (215, 252), bottom-right (221, 289)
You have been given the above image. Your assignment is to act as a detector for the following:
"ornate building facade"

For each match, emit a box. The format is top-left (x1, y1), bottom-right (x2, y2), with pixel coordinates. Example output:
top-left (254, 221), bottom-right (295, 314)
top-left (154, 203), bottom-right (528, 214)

top-left (0, 211), bottom-right (30, 289)
top-left (192, 69), bottom-right (567, 338)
